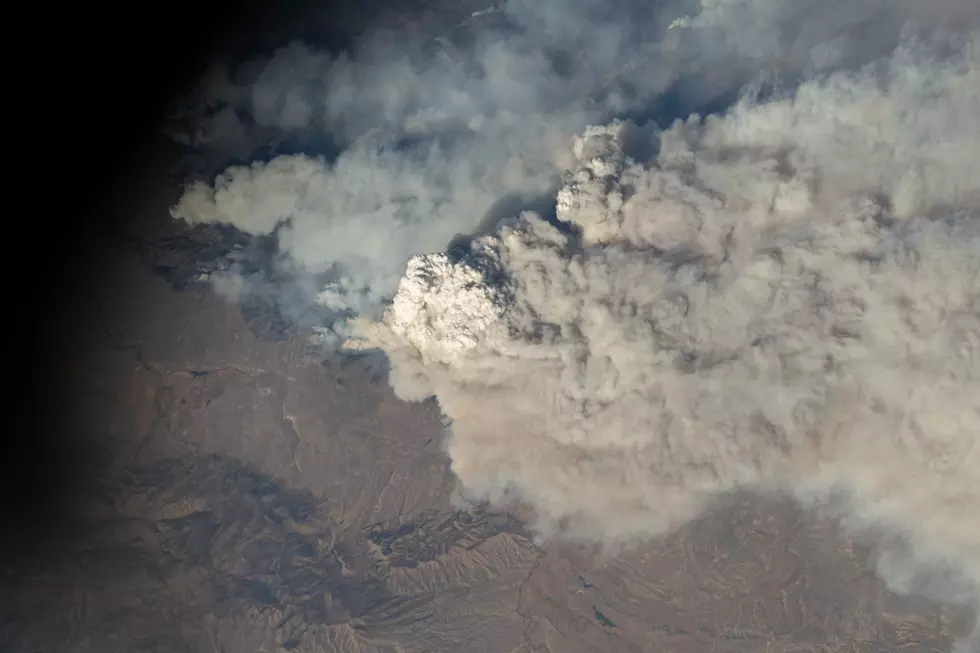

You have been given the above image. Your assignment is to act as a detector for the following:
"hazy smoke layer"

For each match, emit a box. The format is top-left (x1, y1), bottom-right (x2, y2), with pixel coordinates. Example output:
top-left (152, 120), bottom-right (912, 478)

top-left (171, 139), bottom-right (558, 324)
top-left (169, 0), bottom-right (680, 340)
top-left (171, 1), bottom-right (980, 647)
top-left (350, 35), bottom-right (980, 649)
top-left (171, 0), bottom-right (980, 343)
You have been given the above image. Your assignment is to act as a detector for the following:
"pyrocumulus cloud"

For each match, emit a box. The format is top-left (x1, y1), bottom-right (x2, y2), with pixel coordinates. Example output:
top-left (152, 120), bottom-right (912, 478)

top-left (349, 30), bottom-right (980, 652)
top-left (171, 1), bottom-right (980, 649)
top-left (173, 0), bottom-right (980, 341)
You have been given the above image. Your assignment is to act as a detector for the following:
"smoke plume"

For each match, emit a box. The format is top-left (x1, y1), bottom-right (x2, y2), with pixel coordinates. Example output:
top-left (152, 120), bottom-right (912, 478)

top-left (172, 0), bottom-right (980, 342)
top-left (169, 0), bottom-right (679, 342)
top-left (171, 1), bottom-right (980, 648)
top-left (350, 29), bottom-right (980, 653)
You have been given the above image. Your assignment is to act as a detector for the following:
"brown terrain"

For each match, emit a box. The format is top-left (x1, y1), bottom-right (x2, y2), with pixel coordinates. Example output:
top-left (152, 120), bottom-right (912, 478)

top-left (0, 139), bottom-right (971, 653)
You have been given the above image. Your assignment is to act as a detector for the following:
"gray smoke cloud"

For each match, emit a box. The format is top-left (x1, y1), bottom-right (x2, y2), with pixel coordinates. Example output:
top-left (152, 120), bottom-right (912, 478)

top-left (171, 0), bottom-right (980, 344)
top-left (168, 0), bottom-right (676, 333)
top-left (171, 1), bottom-right (980, 648)
top-left (348, 29), bottom-right (980, 653)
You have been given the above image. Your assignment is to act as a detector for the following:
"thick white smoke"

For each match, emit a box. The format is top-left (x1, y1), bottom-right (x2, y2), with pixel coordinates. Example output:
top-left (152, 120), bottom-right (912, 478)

top-left (349, 35), bottom-right (980, 650)
top-left (171, 0), bottom-right (980, 648)
top-left (168, 1), bottom-right (677, 340)
top-left (171, 0), bottom-right (980, 343)
top-left (171, 137), bottom-right (558, 324)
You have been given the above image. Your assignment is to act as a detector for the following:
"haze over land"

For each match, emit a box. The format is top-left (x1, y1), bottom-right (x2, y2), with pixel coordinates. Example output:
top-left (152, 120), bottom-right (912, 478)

top-left (123, 0), bottom-right (980, 651)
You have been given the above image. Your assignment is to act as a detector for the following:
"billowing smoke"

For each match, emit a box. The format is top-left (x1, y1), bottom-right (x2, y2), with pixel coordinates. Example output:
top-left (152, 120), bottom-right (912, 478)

top-left (171, 140), bottom-right (559, 335)
top-left (171, 0), bottom-right (980, 648)
top-left (348, 31), bottom-right (980, 652)
top-left (169, 0), bottom-right (681, 343)
top-left (170, 0), bottom-right (980, 344)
